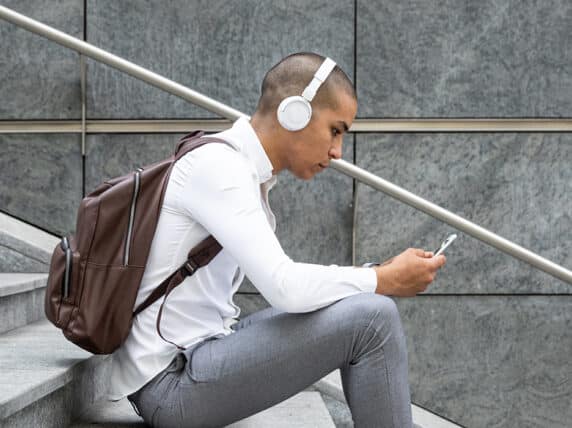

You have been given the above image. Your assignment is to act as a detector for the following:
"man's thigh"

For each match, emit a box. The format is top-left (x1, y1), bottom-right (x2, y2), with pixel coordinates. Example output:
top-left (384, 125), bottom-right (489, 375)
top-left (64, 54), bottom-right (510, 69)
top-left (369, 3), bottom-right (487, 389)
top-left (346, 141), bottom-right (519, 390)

top-left (161, 293), bottom-right (389, 426)
top-left (188, 293), bottom-right (391, 385)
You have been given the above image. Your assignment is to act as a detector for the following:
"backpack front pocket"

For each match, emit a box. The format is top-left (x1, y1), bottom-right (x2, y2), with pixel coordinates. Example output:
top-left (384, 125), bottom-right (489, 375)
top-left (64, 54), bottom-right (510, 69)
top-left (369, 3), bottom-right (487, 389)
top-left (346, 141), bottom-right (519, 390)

top-left (45, 235), bottom-right (81, 326)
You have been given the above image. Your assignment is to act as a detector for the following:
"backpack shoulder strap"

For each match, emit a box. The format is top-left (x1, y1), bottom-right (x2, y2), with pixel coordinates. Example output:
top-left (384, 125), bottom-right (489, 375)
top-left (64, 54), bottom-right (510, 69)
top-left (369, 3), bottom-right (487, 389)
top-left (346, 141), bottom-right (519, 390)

top-left (175, 134), bottom-right (237, 161)
top-left (133, 132), bottom-right (232, 349)
top-left (133, 235), bottom-right (222, 317)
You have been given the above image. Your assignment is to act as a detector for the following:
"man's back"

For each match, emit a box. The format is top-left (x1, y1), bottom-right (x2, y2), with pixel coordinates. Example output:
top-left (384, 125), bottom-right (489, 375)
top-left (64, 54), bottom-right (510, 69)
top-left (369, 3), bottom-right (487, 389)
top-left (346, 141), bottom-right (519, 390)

top-left (109, 120), bottom-right (266, 399)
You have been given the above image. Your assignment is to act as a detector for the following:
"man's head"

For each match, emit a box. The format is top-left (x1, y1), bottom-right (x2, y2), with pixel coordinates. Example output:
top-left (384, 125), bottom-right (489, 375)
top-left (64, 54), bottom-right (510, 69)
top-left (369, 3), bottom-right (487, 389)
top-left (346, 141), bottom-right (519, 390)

top-left (251, 52), bottom-right (358, 180)
top-left (255, 52), bottom-right (356, 119)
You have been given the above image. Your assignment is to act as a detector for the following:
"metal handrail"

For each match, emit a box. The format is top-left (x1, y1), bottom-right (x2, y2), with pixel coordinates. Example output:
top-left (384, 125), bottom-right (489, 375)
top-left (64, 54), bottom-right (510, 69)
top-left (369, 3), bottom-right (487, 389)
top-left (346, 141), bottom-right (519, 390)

top-left (1, 4), bottom-right (570, 284)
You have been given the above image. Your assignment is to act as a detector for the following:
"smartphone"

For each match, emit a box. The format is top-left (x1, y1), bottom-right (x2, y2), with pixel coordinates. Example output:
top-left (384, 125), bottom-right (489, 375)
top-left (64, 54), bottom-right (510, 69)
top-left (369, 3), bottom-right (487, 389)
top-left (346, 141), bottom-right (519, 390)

top-left (434, 234), bottom-right (457, 257)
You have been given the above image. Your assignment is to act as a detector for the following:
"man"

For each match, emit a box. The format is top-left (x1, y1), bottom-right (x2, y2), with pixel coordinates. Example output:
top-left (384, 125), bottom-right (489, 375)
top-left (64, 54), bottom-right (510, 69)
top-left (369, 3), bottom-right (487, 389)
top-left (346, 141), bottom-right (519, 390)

top-left (114, 52), bottom-right (446, 427)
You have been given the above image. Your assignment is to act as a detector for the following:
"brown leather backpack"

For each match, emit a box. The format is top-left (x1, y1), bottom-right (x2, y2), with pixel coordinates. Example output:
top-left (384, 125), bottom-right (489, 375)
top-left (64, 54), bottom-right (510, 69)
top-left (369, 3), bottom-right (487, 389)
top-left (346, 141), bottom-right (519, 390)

top-left (45, 132), bottom-right (232, 354)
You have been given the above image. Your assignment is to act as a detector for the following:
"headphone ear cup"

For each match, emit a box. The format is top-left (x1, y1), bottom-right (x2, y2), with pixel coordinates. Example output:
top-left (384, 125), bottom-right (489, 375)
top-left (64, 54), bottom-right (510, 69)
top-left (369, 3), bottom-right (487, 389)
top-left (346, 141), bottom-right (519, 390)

top-left (277, 96), bottom-right (312, 131)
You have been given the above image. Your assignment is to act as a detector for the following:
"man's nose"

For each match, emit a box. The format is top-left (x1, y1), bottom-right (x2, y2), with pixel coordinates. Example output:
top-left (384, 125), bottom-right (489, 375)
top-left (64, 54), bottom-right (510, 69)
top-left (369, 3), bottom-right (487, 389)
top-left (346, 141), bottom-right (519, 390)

top-left (329, 141), bottom-right (343, 160)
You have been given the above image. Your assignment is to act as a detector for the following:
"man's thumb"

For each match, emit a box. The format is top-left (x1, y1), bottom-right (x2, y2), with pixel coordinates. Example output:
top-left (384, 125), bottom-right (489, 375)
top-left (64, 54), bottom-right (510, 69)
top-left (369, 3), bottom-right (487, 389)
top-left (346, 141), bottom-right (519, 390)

top-left (434, 254), bottom-right (447, 267)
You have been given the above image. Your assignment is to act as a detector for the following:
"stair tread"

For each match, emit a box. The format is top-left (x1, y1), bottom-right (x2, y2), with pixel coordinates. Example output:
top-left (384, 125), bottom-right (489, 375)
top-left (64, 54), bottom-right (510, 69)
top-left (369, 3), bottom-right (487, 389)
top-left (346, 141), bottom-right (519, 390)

top-left (0, 273), bottom-right (47, 297)
top-left (0, 319), bottom-right (93, 419)
top-left (72, 391), bottom-right (335, 427)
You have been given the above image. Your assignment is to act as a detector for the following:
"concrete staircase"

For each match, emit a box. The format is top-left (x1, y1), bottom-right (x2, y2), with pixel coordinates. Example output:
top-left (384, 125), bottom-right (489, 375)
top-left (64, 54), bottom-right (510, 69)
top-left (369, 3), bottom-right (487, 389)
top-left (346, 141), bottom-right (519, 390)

top-left (313, 371), bottom-right (462, 428)
top-left (0, 212), bottom-right (460, 427)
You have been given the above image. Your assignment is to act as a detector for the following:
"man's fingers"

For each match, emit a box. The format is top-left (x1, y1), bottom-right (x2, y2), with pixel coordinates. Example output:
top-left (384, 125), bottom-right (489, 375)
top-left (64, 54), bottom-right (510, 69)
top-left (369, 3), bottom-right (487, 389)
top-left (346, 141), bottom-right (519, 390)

top-left (425, 254), bottom-right (446, 269)
top-left (412, 248), bottom-right (426, 257)
top-left (412, 248), bottom-right (437, 259)
top-left (414, 249), bottom-right (434, 258)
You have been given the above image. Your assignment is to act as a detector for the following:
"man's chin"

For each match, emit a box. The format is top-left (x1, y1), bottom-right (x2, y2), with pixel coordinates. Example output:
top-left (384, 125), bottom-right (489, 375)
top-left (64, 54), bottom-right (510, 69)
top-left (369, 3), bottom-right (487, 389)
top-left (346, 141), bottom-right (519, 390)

top-left (302, 171), bottom-right (318, 180)
top-left (290, 169), bottom-right (315, 180)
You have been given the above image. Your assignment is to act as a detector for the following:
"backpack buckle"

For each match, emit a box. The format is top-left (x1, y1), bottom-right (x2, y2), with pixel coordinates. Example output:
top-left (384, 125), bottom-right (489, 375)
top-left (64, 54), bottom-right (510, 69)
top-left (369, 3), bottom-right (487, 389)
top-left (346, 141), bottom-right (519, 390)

top-left (183, 259), bottom-right (199, 276)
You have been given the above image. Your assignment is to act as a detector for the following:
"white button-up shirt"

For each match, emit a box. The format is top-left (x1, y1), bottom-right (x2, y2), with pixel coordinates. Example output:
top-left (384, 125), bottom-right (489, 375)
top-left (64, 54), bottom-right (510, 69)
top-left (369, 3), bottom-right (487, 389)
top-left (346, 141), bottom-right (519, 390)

top-left (109, 117), bottom-right (377, 400)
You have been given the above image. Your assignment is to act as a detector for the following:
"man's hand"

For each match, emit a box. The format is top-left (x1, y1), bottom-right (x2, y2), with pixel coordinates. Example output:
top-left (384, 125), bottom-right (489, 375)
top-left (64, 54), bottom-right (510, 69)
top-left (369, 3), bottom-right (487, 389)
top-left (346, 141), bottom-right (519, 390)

top-left (373, 248), bottom-right (446, 297)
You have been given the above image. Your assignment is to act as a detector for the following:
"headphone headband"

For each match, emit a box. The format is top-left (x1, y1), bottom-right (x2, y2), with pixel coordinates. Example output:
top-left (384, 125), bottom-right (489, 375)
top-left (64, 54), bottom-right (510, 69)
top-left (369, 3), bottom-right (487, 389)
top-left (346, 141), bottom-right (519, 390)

top-left (301, 57), bottom-right (336, 102)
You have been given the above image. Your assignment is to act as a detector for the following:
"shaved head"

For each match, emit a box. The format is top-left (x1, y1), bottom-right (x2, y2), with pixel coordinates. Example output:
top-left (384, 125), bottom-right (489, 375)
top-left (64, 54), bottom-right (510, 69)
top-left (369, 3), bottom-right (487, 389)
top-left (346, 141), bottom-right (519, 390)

top-left (255, 52), bottom-right (356, 117)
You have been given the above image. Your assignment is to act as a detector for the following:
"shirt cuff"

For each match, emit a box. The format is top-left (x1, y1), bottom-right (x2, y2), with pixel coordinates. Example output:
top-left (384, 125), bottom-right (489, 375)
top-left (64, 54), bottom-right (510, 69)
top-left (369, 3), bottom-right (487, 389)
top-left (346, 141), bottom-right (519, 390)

top-left (352, 266), bottom-right (378, 293)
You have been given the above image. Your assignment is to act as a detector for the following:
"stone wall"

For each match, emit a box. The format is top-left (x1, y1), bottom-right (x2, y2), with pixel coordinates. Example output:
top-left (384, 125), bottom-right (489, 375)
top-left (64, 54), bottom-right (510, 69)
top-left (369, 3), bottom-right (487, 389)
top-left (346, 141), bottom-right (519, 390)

top-left (1, 1), bottom-right (571, 426)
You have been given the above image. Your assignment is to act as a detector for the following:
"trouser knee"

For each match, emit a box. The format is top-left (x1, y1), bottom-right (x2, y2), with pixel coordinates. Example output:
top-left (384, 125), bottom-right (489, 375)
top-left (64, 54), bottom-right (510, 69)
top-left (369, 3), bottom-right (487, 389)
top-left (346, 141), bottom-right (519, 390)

top-left (344, 293), bottom-right (406, 355)
top-left (348, 292), bottom-right (402, 326)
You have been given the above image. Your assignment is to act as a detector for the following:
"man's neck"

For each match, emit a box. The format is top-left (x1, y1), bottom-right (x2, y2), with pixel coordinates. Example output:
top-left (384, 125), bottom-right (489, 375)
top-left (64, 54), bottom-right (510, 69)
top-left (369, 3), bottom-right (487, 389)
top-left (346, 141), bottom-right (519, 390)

top-left (250, 114), bottom-right (286, 175)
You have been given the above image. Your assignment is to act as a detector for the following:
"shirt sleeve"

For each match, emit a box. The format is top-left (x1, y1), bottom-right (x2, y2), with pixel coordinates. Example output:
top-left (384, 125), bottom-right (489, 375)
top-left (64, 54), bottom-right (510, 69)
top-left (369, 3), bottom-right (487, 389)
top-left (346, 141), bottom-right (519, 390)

top-left (177, 144), bottom-right (378, 313)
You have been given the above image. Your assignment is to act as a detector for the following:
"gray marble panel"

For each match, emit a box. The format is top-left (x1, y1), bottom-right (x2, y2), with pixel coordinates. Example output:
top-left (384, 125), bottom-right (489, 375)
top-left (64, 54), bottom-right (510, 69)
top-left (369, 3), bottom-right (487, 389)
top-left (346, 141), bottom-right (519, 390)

top-left (0, 134), bottom-right (82, 237)
top-left (357, 0), bottom-right (572, 117)
top-left (239, 137), bottom-right (355, 293)
top-left (238, 278), bottom-right (257, 294)
top-left (396, 295), bottom-right (572, 427)
top-left (355, 133), bottom-right (572, 294)
top-left (85, 134), bottom-right (184, 193)
top-left (0, 0), bottom-right (83, 119)
top-left (234, 293), bottom-right (271, 318)
top-left (86, 0), bottom-right (354, 119)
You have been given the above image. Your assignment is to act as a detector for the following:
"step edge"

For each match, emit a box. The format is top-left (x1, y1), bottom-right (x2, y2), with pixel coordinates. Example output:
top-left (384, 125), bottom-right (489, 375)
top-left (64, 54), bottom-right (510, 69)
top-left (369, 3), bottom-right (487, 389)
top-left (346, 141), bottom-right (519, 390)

top-left (0, 273), bottom-right (48, 297)
top-left (0, 212), bottom-right (60, 257)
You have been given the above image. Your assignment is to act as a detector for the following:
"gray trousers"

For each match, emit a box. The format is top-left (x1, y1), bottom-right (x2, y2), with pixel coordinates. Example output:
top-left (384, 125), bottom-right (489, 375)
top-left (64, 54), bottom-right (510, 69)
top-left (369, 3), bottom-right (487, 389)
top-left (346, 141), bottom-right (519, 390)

top-left (127, 293), bottom-right (413, 427)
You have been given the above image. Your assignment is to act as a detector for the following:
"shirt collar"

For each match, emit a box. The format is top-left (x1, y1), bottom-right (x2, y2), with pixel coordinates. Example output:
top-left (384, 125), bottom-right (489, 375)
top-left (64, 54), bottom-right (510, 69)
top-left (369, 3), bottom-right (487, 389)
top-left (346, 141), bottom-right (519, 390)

top-left (214, 117), bottom-right (275, 184)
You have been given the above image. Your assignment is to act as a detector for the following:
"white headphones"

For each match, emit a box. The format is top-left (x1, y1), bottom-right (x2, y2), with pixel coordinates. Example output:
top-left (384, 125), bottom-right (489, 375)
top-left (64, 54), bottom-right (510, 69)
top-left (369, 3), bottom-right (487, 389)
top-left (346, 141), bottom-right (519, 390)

top-left (276, 57), bottom-right (337, 131)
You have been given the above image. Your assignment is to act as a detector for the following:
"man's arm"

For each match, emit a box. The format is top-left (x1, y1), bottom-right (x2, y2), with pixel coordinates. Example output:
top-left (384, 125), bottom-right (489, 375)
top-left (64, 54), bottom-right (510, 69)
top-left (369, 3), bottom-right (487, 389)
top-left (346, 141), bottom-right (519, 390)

top-left (178, 145), bottom-right (377, 313)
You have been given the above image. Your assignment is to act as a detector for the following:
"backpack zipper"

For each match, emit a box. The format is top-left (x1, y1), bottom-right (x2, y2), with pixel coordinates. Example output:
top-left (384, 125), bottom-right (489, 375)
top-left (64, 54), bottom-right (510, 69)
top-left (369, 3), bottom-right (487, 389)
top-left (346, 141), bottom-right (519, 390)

top-left (60, 236), bottom-right (71, 298)
top-left (124, 168), bottom-right (143, 265)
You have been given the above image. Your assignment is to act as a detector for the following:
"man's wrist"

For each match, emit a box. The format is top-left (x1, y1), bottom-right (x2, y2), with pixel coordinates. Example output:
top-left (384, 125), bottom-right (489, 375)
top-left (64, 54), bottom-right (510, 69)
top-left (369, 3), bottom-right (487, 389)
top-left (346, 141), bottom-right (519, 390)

top-left (373, 264), bottom-right (394, 296)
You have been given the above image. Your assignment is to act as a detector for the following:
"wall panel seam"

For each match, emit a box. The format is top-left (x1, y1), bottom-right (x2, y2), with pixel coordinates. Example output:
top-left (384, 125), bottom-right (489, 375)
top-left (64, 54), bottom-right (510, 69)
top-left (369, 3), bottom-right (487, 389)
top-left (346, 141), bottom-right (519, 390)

top-left (2, 119), bottom-right (572, 134)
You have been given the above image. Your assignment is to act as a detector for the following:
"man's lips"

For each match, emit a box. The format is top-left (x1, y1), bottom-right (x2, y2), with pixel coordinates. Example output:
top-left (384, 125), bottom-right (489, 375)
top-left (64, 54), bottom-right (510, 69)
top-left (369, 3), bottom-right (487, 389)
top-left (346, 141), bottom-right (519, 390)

top-left (319, 162), bottom-right (329, 169)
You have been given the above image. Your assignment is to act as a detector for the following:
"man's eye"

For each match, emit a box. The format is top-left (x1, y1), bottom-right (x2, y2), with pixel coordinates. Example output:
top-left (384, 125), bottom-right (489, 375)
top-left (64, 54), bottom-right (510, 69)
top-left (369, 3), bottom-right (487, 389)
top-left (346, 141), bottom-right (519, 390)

top-left (332, 128), bottom-right (340, 137)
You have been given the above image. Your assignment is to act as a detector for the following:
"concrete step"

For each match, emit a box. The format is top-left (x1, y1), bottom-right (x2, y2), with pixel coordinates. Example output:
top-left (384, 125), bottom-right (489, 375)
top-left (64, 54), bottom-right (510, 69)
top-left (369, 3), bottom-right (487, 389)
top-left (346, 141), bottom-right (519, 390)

top-left (0, 319), bottom-right (109, 428)
top-left (313, 369), bottom-right (464, 428)
top-left (71, 391), bottom-right (335, 428)
top-left (0, 273), bottom-right (47, 334)
top-left (0, 212), bottom-right (59, 273)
